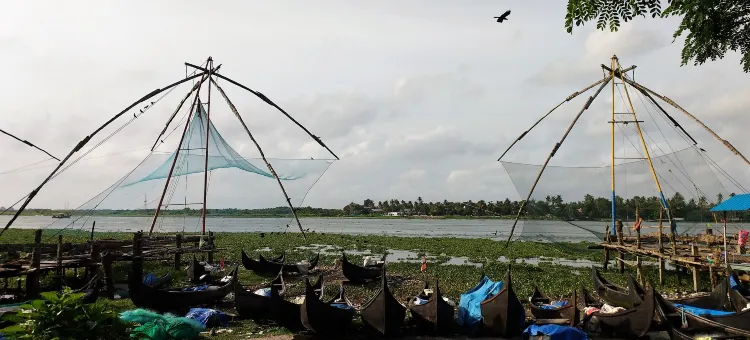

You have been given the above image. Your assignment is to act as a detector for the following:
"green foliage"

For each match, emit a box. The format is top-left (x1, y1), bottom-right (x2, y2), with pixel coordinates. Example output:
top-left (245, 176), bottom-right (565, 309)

top-left (1, 288), bottom-right (130, 340)
top-left (565, 0), bottom-right (750, 72)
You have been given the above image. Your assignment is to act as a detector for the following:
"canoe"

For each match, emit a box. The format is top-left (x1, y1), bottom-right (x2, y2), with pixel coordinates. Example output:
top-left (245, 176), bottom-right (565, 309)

top-left (241, 250), bottom-right (319, 277)
top-left (529, 286), bottom-right (579, 326)
top-left (409, 279), bottom-right (455, 334)
top-left (582, 282), bottom-right (655, 338)
top-left (360, 265), bottom-right (406, 336)
top-left (268, 274), bottom-right (322, 331)
top-left (591, 267), bottom-right (643, 308)
top-left (341, 253), bottom-right (381, 283)
top-left (129, 266), bottom-right (237, 313)
top-left (235, 272), bottom-right (285, 320)
top-left (609, 268), bottom-right (730, 310)
top-left (300, 277), bottom-right (355, 337)
top-left (187, 256), bottom-right (207, 283)
top-left (654, 283), bottom-right (750, 338)
top-left (480, 265), bottom-right (526, 337)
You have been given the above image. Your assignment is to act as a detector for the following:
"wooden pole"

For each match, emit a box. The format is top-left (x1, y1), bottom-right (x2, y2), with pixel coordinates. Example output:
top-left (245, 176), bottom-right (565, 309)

top-left (658, 258), bottom-right (664, 288)
top-left (1, 71), bottom-right (208, 235)
top-left (185, 62), bottom-right (340, 160)
top-left (174, 233), bottom-right (182, 270)
top-left (505, 76), bottom-right (613, 245)
top-left (207, 230), bottom-right (214, 263)
top-left (603, 248), bottom-right (610, 270)
top-left (56, 234), bottom-right (63, 278)
top-left (210, 77), bottom-right (311, 240)
top-left (131, 232), bottom-right (143, 286)
top-left (618, 250), bottom-right (625, 274)
top-left (724, 211), bottom-right (729, 267)
top-left (691, 244), bottom-right (700, 292)
top-left (25, 229), bottom-right (42, 299)
top-left (102, 252), bottom-right (114, 299)
top-left (201, 57), bottom-right (214, 236)
top-left (149, 72), bottom-right (211, 235)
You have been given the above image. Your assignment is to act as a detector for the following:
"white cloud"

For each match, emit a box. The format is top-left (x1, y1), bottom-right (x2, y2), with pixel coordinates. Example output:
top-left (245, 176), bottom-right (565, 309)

top-left (0, 0), bottom-right (748, 211)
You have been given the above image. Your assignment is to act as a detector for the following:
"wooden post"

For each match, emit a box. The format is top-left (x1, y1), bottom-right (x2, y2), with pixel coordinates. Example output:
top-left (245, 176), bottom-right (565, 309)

top-left (618, 250), bottom-right (625, 274)
top-left (131, 232), bottom-right (144, 285)
top-left (658, 259), bottom-right (664, 288)
top-left (102, 252), bottom-right (114, 299)
top-left (603, 248), bottom-right (610, 270)
top-left (56, 234), bottom-right (64, 278)
top-left (691, 244), bottom-right (700, 292)
top-left (25, 229), bottom-right (43, 299)
top-left (90, 242), bottom-right (102, 285)
top-left (636, 256), bottom-right (644, 286)
top-left (207, 231), bottom-right (214, 263)
top-left (709, 265), bottom-right (716, 288)
top-left (90, 221), bottom-right (96, 241)
top-left (174, 233), bottom-right (182, 270)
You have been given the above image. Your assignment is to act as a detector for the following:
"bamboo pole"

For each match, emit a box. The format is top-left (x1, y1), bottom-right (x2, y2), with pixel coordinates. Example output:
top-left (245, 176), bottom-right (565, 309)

top-left (496, 74), bottom-right (628, 161)
top-left (610, 56), bottom-right (617, 239)
top-left (618, 75), bottom-right (750, 167)
top-left (505, 76), bottom-right (613, 245)
top-left (210, 77), bottom-right (308, 240)
top-left (149, 72), bottom-right (211, 235)
top-left (185, 62), bottom-right (339, 160)
top-left (1, 71), bottom-right (208, 235)
top-left (0, 128), bottom-right (60, 161)
top-left (201, 57), bottom-right (214, 236)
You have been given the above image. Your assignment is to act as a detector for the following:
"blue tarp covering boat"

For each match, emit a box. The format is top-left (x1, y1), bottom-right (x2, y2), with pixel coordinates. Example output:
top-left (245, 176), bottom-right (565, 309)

top-left (457, 275), bottom-right (503, 329)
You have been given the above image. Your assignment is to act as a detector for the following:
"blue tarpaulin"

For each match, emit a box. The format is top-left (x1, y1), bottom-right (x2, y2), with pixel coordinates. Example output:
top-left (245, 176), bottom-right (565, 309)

top-left (457, 275), bottom-right (503, 329)
top-left (523, 324), bottom-right (588, 340)
top-left (144, 273), bottom-right (157, 286)
top-left (539, 301), bottom-right (569, 310)
top-left (185, 308), bottom-right (228, 328)
top-left (673, 303), bottom-right (734, 316)
top-left (710, 194), bottom-right (750, 212)
top-left (182, 285), bottom-right (209, 292)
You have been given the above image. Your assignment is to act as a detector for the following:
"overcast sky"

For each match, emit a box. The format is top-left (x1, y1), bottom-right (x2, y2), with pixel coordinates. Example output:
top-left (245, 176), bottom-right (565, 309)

top-left (1, 0), bottom-right (748, 211)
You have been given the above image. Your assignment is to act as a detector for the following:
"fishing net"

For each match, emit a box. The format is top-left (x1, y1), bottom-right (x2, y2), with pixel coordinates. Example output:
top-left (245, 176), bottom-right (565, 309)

top-left (19, 81), bottom-right (335, 237)
top-left (498, 77), bottom-right (748, 243)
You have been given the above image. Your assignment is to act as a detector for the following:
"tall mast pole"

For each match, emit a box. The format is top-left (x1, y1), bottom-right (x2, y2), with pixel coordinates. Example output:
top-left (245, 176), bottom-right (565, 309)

top-left (149, 73), bottom-right (210, 235)
top-left (202, 57), bottom-right (214, 236)
top-left (610, 56), bottom-right (617, 238)
top-left (615, 56), bottom-right (674, 234)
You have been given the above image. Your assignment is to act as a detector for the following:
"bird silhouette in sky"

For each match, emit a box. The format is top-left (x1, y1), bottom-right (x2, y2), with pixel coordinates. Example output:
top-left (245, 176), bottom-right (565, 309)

top-left (494, 10), bottom-right (511, 23)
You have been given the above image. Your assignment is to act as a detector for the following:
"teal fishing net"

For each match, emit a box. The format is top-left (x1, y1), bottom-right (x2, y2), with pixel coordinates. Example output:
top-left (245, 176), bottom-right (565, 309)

top-left (125, 103), bottom-right (307, 186)
top-left (120, 309), bottom-right (205, 340)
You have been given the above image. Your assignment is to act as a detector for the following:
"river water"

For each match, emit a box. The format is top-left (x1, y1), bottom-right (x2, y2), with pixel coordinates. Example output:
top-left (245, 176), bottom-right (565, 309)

top-left (1, 215), bottom-right (743, 242)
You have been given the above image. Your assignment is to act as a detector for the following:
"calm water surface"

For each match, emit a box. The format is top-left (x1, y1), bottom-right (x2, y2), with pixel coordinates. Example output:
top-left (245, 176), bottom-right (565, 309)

top-left (1, 215), bottom-right (742, 243)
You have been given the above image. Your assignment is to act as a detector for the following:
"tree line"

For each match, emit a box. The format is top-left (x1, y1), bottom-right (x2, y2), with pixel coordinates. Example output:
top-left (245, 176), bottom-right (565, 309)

top-left (10, 191), bottom-right (746, 222)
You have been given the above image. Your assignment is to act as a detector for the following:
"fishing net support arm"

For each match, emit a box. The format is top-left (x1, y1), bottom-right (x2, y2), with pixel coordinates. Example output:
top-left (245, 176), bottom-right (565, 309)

top-left (210, 77), bottom-right (308, 241)
top-left (0, 129), bottom-right (60, 161)
top-left (151, 64), bottom-right (222, 151)
top-left (497, 65), bottom-right (634, 161)
top-left (0, 71), bottom-right (208, 237)
top-left (604, 67), bottom-right (750, 168)
top-left (505, 76), bottom-right (613, 247)
top-left (185, 62), bottom-right (339, 160)
top-left (149, 71), bottom-right (213, 236)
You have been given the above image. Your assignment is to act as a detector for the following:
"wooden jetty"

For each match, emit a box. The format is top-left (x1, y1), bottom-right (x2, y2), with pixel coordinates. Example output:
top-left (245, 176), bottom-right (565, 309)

top-left (0, 229), bottom-right (218, 300)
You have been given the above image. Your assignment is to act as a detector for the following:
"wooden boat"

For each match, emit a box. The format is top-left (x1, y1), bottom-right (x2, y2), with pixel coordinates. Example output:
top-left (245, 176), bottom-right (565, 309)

top-left (129, 266), bottom-right (238, 313)
top-left (187, 256), bottom-right (207, 283)
top-left (76, 275), bottom-right (101, 304)
top-left (300, 277), bottom-right (355, 337)
top-left (618, 269), bottom-right (729, 310)
top-left (655, 292), bottom-right (746, 340)
top-left (359, 266), bottom-right (406, 336)
top-left (582, 283), bottom-right (655, 338)
top-left (235, 272), bottom-right (283, 320)
top-left (480, 265), bottom-right (526, 337)
top-left (268, 274), bottom-right (323, 331)
top-left (654, 284), bottom-right (750, 338)
top-left (240, 250), bottom-right (319, 277)
top-left (529, 286), bottom-right (579, 326)
top-left (591, 267), bottom-right (642, 308)
top-left (409, 279), bottom-right (455, 334)
top-left (341, 253), bottom-right (382, 283)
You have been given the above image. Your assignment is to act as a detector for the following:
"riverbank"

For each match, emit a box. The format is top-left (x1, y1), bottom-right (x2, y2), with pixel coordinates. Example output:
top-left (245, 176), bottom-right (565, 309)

top-left (0, 229), bottom-right (706, 339)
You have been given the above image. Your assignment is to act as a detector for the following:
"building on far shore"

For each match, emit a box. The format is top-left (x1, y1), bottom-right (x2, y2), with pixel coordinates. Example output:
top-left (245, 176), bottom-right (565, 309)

top-left (387, 212), bottom-right (400, 217)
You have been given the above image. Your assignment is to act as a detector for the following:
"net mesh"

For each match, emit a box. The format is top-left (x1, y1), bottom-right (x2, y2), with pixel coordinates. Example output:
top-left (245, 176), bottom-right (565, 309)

top-left (28, 90), bottom-right (334, 237)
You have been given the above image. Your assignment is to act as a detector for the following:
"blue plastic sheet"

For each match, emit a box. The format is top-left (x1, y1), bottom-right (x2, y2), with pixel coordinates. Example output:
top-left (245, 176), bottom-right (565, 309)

top-left (673, 303), bottom-right (734, 316)
top-left (253, 288), bottom-right (271, 297)
top-left (331, 303), bottom-right (355, 312)
top-left (457, 275), bottom-right (503, 329)
top-left (730, 275), bottom-right (740, 290)
top-left (182, 285), bottom-right (209, 292)
top-left (523, 324), bottom-right (588, 340)
top-left (143, 273), bottom-right (157, 286)
top-left (185, 308), bottom-right (229, 328)
top-left (539, 301), bottom-right (569, 310)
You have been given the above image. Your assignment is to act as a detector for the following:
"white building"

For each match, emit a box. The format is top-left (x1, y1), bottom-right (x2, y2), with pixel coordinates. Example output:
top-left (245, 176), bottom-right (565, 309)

top-left (387, 212), bottom-right (400, 217)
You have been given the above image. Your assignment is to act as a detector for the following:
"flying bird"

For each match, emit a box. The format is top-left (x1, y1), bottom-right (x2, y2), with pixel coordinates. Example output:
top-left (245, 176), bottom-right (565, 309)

top-left (494, 10), bottom-right (511, 23)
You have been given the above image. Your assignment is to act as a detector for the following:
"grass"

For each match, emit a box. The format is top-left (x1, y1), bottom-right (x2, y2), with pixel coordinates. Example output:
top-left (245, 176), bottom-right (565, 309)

top-left (0, 228), bottom-right (709, 339)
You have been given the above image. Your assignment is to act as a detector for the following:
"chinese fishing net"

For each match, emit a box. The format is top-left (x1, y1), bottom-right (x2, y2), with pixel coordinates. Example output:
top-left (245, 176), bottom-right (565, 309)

top-left (499, 79), bottom-right (748, 243)
top-left (12, 74), bottom-right (335, 238)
